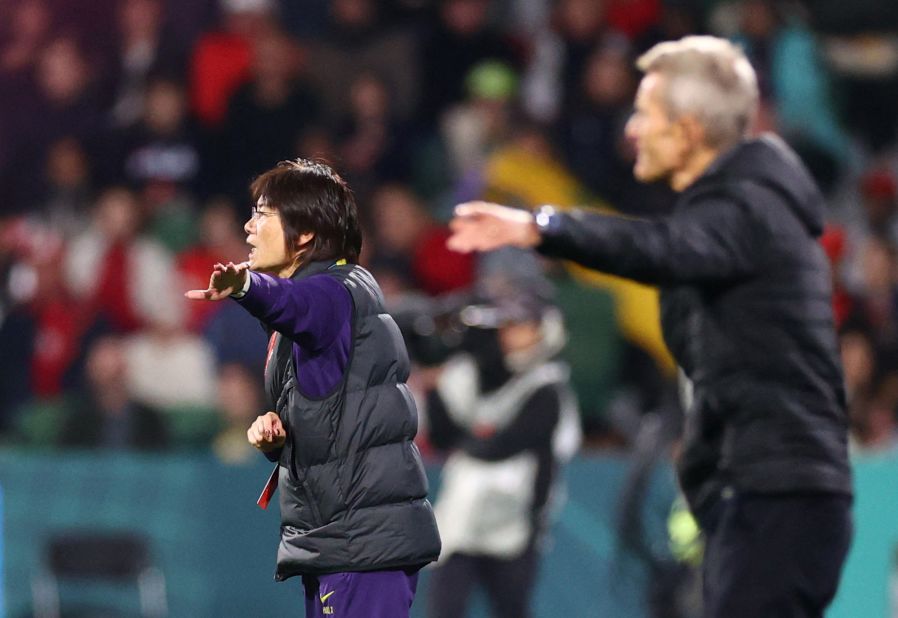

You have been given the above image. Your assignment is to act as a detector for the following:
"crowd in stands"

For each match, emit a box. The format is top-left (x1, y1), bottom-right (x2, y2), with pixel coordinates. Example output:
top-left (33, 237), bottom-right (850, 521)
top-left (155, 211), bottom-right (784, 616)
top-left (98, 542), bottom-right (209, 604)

top-left (0, 0), bottom-right (896, 457)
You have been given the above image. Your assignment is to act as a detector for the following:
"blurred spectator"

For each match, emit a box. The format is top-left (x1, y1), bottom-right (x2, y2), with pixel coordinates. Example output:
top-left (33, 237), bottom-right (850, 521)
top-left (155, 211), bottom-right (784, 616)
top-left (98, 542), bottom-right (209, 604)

top-left (442, 60), bottom-right (519, 182)
top-left (295, 126), bottom-right (341, 166)
top-left (841, 325), bottom-right (898, 453)
top-left (634, 0), bottom-right (701, 53)
top-left (480, 119), bottom-right (586, 208)
top-left (123, 294), bottom-right (217, 413)
top-left (418, 0), bottom-right (520, 125)
top-left (843, 169), bottom-right (898, 271)
top-left (102, 0), bottom-right (186, 129)
top-left (854, 397), bottom-right (898, 453)
top-left (0, 222), bottom-right (76, 405)
top-left (728, 0), bottom-right (849, 166)
top-left (841, 326), bottom-right (875, 421)
top-left (0, 304), bottom-right (35, 433)
top-left (0, 218), bottom-right (63, 416)
top-left (59, 334), bottom-right (169, 450)
top-left (552, 0), bottom-right (614, 113)
top-left (64, 187), bottom-right (176, 333)
top-left (551, 35), bottom-right (673, 215)
top-left (555, 37), bottom-right (639, 204)
top-left (177, 198), bottom-right (249, 332)
top-left (0, 218), bottom-right (39, 431)
top-left (368, 183), bottom-right (475, 296)
top-left (22, 238), bottom-right (82, 399)
top-left (0, 0), bottom-right (52, 77)
top-left (846, 238), bottom-right (898, 348)
top-left (336, 71), bottom-right (413, 206)
top-left (114, 74), bottom-right (205, 253)
top-left (111, 75), bottom-right (203, 201)
top-left (30, 136), bottom-right (94, 238)
top-left (820, 225), bottom-right (854, 329)
top-left (4, 34), bottom-right (104, 215)
top-left (496, 0), bottom-right (552, 38)
top-left (605, 0), bottom-right (661, 40)
top-left (27, 33), bottom-right (103, 153)
top-left (859, 170), bottom-right (898, 244)
top-left (189, 0), bottom-right (278, 128)
top-left (217, 28), bottom-right (319, 202)
top-left (162, 0), bottom-right (220, 54)
top-left (0, 3), bottom-right (56, 209)
top-left (201, 299), bottom-right (268, 371)
top-left (521, 0), bottom-right (630, 123)
top-left (422, 272), bottom-right (581, 618)
top-left (212, 362), bottom-right (264, 463)
top-left (306, 0), bottom-right (419, 124)
top-left (832, 231), bottom-right (898, 460)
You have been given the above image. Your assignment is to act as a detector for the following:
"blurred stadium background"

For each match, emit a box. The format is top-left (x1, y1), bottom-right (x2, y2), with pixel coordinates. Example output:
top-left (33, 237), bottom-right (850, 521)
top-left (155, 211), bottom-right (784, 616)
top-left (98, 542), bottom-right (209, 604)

top-left (0, 0), bottom-right (897, 616)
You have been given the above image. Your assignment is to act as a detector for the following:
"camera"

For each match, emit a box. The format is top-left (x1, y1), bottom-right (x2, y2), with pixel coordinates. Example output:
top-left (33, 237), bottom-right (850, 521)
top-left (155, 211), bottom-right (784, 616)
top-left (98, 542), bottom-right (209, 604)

top-left (388, 292), bottom-right (476, 367)
top-left (388, 283), bottom-right (555, 367)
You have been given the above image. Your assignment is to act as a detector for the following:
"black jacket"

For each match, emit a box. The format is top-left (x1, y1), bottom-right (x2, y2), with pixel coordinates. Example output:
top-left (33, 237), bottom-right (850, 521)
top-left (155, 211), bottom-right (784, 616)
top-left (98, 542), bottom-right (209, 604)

top-left (538, 135), bottom-right (852, 522)
top-left (266, 262), bottom-right (441, 579)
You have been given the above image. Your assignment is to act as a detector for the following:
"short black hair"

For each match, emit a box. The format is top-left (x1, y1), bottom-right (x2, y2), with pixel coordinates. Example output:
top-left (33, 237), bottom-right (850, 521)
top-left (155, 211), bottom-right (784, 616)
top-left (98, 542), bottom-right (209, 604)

top-left (250, 159), bottom-right (362, 264)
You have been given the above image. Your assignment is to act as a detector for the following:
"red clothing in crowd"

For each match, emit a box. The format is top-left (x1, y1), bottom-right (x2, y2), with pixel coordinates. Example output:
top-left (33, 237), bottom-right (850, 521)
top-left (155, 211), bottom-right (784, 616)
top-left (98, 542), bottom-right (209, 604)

top-left (606, 0), bottom-right (661, 40)
top-left (413, 227), bottom-right (475, 296)
top-left (29, 298), bottom-right (82, 397)
top-left (190, 32), bottom-right (252, 127)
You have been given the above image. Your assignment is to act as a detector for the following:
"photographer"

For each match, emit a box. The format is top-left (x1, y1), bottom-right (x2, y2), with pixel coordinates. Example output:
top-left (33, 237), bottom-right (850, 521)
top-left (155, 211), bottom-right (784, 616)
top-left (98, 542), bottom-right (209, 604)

top-left (417, 273), bottom-right (581, 618)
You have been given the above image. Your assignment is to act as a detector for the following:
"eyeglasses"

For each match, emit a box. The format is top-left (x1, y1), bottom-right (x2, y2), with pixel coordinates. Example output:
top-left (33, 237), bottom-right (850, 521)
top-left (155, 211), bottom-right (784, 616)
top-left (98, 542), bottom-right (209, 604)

top-left (250, 206), bottom-right (279, 221)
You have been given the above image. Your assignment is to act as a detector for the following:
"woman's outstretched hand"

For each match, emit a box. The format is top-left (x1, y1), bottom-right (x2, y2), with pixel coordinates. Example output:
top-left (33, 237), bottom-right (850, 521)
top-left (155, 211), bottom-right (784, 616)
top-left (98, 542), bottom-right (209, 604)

top-left (185, 261), bottom-right (250, 301)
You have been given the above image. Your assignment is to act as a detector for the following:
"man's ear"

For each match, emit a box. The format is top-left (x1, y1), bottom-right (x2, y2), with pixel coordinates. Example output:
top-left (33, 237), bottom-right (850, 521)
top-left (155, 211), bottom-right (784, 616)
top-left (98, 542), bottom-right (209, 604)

top-left (679, 115), bottom-right (708, 151)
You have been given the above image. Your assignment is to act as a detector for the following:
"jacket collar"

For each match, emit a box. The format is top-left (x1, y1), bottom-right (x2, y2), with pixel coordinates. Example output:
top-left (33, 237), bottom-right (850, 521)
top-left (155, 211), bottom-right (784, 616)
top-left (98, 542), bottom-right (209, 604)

top-left (289, 258), bottom-right (348, 281)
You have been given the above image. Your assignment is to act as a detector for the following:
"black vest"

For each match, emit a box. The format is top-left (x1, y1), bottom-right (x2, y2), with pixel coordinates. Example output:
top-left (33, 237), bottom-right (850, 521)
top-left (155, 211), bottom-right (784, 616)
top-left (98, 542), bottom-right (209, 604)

top-left (265, 261), bottom-right (441, 579)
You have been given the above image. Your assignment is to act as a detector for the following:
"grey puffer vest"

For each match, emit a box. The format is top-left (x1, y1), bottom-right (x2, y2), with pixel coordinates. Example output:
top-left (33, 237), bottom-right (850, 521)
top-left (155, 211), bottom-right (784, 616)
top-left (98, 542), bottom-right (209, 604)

top-left (266, 262), bottom-right (441, 580)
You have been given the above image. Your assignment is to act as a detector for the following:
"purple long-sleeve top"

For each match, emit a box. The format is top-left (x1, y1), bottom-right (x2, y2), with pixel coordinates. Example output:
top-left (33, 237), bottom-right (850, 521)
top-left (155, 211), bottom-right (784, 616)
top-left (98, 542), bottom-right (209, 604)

top-left (236, 271), bottom-right (352, 398)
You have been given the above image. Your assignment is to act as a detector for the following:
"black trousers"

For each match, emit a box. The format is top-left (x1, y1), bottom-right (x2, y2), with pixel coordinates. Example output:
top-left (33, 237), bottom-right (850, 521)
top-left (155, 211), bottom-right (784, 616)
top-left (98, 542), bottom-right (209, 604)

top-left (702, 491), bottom-right (852, 618)
top-left (427, 546), bottom-right (539, 618)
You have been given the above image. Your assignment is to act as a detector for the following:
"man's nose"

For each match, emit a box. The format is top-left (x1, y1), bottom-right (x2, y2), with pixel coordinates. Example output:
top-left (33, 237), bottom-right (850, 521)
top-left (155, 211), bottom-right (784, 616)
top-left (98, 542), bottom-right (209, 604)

top-left (624, 116), bottom-right (638, 140)
top-left (244, 217), bottom-right (254, 234)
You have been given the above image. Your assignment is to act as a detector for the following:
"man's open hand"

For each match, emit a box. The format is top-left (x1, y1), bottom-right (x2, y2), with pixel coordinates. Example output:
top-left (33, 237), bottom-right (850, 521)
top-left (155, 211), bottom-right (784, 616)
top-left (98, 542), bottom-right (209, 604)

top-left (447, 201), bottom-right (541, 253)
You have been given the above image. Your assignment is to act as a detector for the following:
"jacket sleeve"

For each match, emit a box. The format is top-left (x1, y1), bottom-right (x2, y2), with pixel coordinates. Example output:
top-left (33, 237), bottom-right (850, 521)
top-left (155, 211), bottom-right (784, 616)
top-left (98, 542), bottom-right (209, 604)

top-left (537, 197), bottom-right (760, 286)
top-left (235, 272), bottom-right (351, 352)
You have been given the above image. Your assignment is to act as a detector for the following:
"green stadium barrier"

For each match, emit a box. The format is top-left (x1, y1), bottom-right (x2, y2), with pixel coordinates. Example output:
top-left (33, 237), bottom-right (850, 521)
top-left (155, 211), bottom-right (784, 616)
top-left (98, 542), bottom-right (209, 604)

top-left (0, 485), bottom-right (4, 618)
top-left (829, 451), bottom-right (898, 618)
top-left (0, 449), bottom-right (894, 618)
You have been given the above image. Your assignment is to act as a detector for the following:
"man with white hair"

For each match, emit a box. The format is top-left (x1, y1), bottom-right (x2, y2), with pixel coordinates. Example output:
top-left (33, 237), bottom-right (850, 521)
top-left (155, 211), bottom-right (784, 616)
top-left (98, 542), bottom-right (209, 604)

top-left (447, 36), bottom-right (852, 618)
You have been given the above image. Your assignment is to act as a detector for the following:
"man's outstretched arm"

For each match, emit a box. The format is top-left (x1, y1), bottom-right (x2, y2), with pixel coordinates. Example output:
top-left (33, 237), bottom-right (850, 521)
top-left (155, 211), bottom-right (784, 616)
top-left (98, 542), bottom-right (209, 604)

top-left (448, 200), bottom-right (759, 286)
